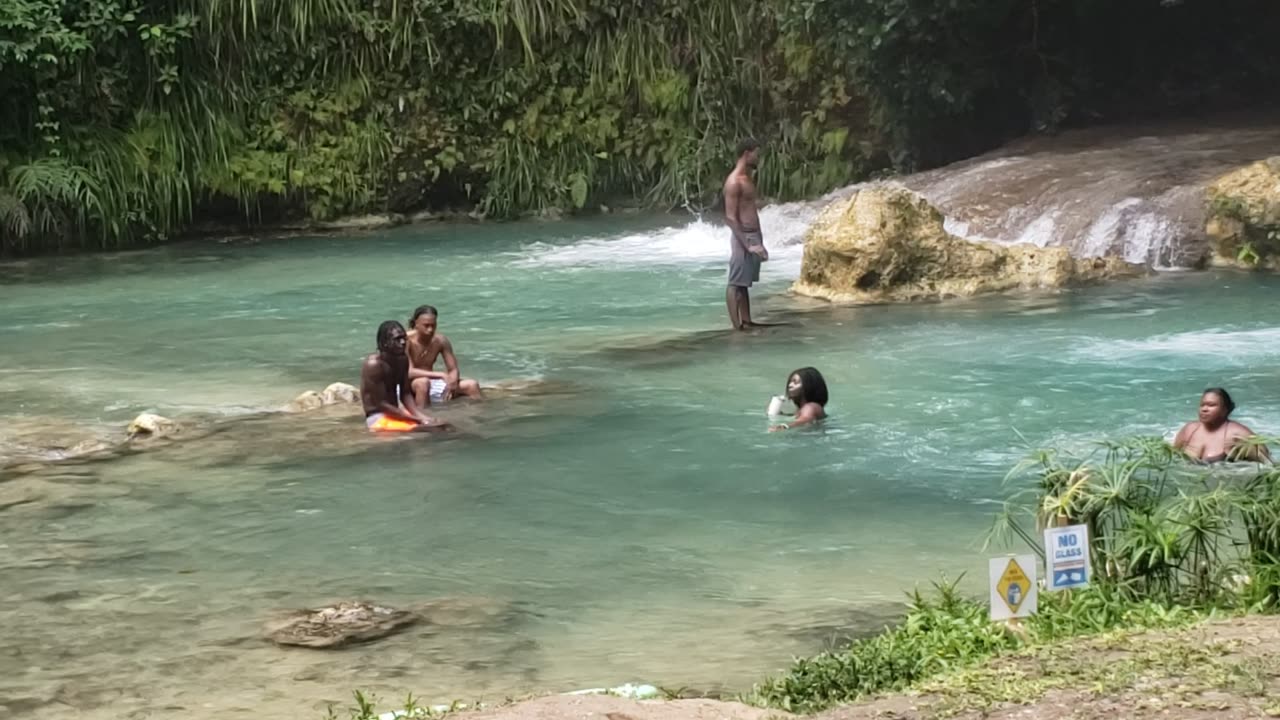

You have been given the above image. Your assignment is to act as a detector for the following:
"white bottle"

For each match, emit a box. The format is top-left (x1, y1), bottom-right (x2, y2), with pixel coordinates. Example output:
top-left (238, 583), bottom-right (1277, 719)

top-left (767, 395), bottom-right (787, 416)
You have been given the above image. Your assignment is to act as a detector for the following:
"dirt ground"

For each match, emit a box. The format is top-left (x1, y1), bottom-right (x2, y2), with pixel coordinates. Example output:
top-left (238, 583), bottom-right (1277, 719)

top-left (460, 616), bottom-right (1280, 720)
top-left (462, 695), bottom-right (777, 720)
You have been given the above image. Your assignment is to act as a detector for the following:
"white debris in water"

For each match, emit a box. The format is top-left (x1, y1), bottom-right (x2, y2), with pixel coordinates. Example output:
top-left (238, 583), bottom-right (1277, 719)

top-left (564, 682), bottom-right (661, 699)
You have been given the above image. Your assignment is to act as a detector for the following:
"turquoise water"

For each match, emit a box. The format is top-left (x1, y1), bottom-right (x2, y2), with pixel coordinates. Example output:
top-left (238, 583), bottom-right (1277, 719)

top-left (3, 212), bottom-right (1280, 718)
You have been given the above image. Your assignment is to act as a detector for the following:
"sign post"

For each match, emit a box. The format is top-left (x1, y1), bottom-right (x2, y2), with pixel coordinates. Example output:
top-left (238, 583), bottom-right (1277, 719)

top-left (1044, 524), bottom-right (1091, 591)
top-left (989, 554), bottom-right (1037, 621)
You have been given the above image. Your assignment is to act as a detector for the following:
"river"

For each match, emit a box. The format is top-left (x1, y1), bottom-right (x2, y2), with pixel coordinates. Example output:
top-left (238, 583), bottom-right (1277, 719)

top-left (3, 123), bottom-right (1280, 718)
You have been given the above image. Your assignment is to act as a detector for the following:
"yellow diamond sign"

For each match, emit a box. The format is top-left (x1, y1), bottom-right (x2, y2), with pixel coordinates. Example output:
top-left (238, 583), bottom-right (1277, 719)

top-left (989, 554), bottom-right (1037, 620)
top-left (997, 559), bottom-right (1030, 612)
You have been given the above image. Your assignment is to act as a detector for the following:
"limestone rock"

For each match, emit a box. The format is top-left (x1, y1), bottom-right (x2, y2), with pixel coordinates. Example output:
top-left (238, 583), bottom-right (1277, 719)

top-left (0, 418), bottom-right (118, 464)
top-left (66, 439), bottom-right (116, 457)
top-left (792, 184), bottom-right (1135, 304)
top-left (319, 382), bottom-right (359, 405)
top-left (284, 383), bottom-right (359, 413)
top-left (283, 390), bottom-right (325, 413)
top-left (126, 413), bottom-right (181, 440)
top-left (266, 601), bottom-right (419, 649)
top-left (315, 213), bottom-right (407, 231)
top-left (1206, 157), bottom-right (1280, 269)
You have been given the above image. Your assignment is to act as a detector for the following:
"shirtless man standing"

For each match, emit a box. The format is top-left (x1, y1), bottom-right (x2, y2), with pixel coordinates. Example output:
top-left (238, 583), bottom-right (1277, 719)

top-left (407, 305), bottom-right (483, 406)
top-left (723, 138), bottom-right (768, 330)
top-left (361, 320), bottom-right (447, 432)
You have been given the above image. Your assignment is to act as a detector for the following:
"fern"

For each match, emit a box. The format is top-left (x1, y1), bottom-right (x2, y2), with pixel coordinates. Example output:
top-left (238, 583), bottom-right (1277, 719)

top-left (0, 158), bottom-right (103, 252)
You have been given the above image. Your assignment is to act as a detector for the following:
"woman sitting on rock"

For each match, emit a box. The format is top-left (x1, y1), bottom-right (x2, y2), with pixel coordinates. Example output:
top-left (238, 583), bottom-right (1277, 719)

top-left (769, 367), bottom-right (829, 432)
top-left (1173, 387), bottom-right (1270, 463)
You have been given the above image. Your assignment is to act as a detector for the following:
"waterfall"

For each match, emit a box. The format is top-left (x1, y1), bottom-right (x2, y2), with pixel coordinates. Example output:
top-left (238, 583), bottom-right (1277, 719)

top-left (520, 117), bottom-right (1280, 274)
top-left (895, 120), bottom-right (1280, 269)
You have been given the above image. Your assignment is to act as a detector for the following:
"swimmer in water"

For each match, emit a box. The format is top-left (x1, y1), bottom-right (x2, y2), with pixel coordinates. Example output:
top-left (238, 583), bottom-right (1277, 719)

top-left (407, 305), bottom-right (483, 407)
top-left (1172, 387), bottom-right (1269, 463)
top-left (770, 367), bottom-right (828, 431)
top-left (361, 321), bottom-right (449, 433)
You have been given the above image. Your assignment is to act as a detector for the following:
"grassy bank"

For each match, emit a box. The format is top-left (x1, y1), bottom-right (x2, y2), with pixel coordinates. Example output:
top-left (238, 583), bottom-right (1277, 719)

top-left (746, 581), bottom-right (1213, 714)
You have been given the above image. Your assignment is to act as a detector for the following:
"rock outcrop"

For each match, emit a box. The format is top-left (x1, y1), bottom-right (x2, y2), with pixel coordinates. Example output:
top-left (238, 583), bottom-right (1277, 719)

top-left (266, 601), bottom-right (419, 648)
top-left (283, 390), bottom-right (325, 413)
top-left (320, 382), bottom-right (360, 405)
top-left (792, 185), bottom-right (1136, 304)
top-left (283, 382), bottom-right (360, 413)
top-left (125, 413), bottom-right (182, 440)
top-left (0, 418), bottom-right (117, 466)
top-left (1207, 157), bottom-right (1280, 269)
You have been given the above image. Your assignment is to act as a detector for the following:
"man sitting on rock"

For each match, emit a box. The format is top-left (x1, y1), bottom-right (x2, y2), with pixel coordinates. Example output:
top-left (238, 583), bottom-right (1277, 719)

top-left (361, 320), bottom-right (449, 432)
top-left (406, 305), bottom-right (483, 406)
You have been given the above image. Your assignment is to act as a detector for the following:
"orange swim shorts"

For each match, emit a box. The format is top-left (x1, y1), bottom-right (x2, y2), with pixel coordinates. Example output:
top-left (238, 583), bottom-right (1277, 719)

top-left (365, 413), bottom-right (420, 433)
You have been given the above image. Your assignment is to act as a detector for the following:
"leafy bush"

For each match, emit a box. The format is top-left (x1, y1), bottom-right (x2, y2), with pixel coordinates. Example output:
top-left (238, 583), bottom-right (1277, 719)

top-left (752, 436), bottom-right (1280, 714)
top-left (5, 0), bottom-right (1280, 252)
top-left (993, 436), bottom-right (1280, 607)
top-left (748, 576), bottom-right (1208, 714)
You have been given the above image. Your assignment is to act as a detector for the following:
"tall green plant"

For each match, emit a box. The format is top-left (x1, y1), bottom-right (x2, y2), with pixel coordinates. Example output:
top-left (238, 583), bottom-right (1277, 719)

top-left (992, 436), bottom-right (1280, 606)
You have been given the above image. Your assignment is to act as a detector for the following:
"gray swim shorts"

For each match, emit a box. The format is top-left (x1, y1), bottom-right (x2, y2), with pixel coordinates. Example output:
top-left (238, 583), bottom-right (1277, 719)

top-left (728, 230), bottom-right (763, 288)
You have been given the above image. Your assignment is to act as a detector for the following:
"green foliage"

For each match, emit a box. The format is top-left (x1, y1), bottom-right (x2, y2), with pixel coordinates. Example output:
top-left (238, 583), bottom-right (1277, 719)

top-left (747, 576), bottom-right (1207, 714)
top-left (323, 690), bottom-right (474, 720)
top-left (781, 0), bottom-right (1280, 169)
top-left (1208, 193), bottom-right (1280, 267)
top-left (992, 436), bottom-right (1280, 607)
top-left (0, 0), bottom-right (873, 253)
top-left (749, 577), bottom-right (1017, 713)
top-left (3, 0), bottom-right (1278, 252)
top-left (0, 157), bottom-right (101, 252)
top-left (751, 436), bottom-right (1280, 715)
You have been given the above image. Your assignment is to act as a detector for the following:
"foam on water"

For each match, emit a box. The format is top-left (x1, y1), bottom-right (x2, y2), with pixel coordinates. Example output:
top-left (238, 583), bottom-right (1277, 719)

top-left (517, 199), bottom-right (825, 279)
top-left (1073, 327), bottom-right (1280, 366)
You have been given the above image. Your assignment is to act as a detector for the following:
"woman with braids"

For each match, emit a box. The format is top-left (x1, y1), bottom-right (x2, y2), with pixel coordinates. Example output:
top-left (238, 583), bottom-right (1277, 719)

top-left (1173, 387), bottom-right (1269, 463)
top-left (769, 367), bottom-right (829, 432)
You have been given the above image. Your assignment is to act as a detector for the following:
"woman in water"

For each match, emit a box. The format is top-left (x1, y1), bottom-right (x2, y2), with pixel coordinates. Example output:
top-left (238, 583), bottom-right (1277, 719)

top-left (1173, 388), bottom-right (1270, 463)
top-left (770, 367), bottom-right (829, 431)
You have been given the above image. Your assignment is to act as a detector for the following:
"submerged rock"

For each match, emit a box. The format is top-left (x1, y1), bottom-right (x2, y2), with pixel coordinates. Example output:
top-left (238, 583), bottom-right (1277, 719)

top-left (315, 213), bottom-right (407, 231)
top-left (1207, 157), bottom-right (1280, 269)
top-left (418, 595), bottom-right (518, 629)
top-left (267, 601), bottom-right (419, 648)
top-left (66, 439), bottom-right (116, 457)
top-left (283, 390), bottom-right (326, 413)
top-left (126, 413), bottom-right (181, 440)
top-left (0, 418), bottom-right (119, 466)
top-left (792, 185), bottom-right (1137, 304)
top-left (320, 382), bottom-right (360, 405)
top-left (284, 383), bottom-right (360, 413)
